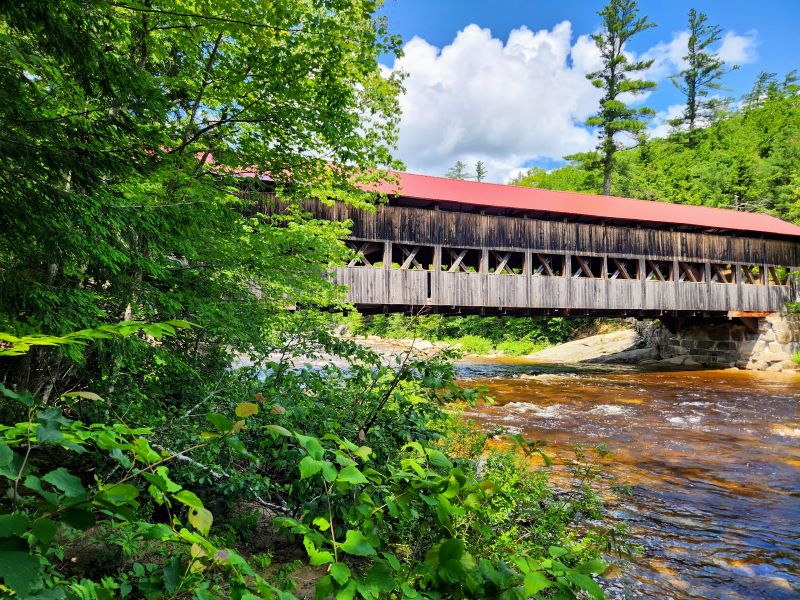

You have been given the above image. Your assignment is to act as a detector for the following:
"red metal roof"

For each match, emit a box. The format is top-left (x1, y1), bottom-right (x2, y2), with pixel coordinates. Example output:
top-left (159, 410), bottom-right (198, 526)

top-left (376, 172), bottom-right (800, 238)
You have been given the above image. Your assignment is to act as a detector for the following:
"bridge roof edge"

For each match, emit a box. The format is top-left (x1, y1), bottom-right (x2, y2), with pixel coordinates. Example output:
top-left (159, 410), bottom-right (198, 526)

top-left (374, 172), bottom-right (800, 239)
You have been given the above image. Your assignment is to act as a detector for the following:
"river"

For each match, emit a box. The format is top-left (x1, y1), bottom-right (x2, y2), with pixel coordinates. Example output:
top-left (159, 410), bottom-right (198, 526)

top-left (456, 360), bottom-right (800, 599)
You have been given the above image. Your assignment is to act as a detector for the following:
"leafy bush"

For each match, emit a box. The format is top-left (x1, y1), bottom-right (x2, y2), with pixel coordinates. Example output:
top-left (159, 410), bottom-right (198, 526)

top-left (351, 314), bottom-right (590, 346)
top-left (447, 335), bottom-right (494, 354)
top-left (496, 340), bottom-right (549, 356)
top-left (0, 324), bottom-right (622, 599)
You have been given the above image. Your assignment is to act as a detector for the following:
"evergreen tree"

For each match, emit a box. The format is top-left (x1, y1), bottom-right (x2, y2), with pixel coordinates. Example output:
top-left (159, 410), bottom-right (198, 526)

top-left (445, 160), bottom-right (470, 180)
top-left (474, 160), bottom-right (488, 182)
top-left (586, 0), bottom-right (656, 195)
top-left (671, 9), bottom-right (730, 144)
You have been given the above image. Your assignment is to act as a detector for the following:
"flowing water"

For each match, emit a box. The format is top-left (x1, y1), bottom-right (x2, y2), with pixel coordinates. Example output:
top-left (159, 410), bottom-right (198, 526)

top-left (456, 359), bottom-right (800, 599)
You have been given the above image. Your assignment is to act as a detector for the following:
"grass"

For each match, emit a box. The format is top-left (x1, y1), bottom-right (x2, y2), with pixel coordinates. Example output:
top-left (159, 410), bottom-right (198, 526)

top-left (445, 335), bottom-right (494, 354)
top-left (496, 339), bottom-right (549, 356)
top-left (793, 351), bottom-right (800, 366)
top-left (444, 336), bottom-right (551, 356)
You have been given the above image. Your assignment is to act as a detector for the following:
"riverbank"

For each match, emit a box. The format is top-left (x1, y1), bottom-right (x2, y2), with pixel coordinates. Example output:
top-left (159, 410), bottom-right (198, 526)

top-left (346, 317), bottom-right (800, 371)
top-left (344, 326), bottom-right (662, 364)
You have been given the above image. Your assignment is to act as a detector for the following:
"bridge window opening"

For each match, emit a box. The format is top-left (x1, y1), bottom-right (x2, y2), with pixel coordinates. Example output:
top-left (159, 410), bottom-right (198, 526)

top-left (441, 247), bottom-right (481, 273)
top-left (489, 250), bottom-right (525, 275)
top-left (767, 266), bottom-right (790, 286)
top-left (570, 255), bottom-right (603, 278)
top-left (678, 261), bottom-right (705, 283)
top-left (710, 263), bottom-right (736, 284)
top-left (606, 257), bottom-right (639, 280)
top-left (532, 253), bottom-right (562, 277)
top-left (740, 264), bottom-right (763, 284)
top-left (346, 240), bottom-right (385, 268)
top-left (391, 243), bottom-right (434, 270)
top-left (645, 260), bottom-right (673, 282)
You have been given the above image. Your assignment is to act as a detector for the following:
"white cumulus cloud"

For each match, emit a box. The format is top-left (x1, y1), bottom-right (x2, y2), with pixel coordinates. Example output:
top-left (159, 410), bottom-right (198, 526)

top-left (386, 22), bottom-right (758, 182)
top-left (717, 30), bottom-right (758, 64)
top-left (386, 22), bottom-right (600, 182)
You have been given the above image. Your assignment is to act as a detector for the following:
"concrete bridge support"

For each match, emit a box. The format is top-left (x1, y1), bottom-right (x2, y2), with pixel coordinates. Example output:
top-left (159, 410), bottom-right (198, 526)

top-left (653, 314), bottom-right (800, 371)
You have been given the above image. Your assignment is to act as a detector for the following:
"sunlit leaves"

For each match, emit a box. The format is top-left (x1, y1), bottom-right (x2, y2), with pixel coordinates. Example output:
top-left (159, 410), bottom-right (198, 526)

top-left (339, 530), bottom-right (376, 557)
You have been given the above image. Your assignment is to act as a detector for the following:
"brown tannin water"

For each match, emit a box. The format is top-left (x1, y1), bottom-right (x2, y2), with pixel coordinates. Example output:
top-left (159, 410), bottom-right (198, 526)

top-left (457, 360), bottom-right (800, 599)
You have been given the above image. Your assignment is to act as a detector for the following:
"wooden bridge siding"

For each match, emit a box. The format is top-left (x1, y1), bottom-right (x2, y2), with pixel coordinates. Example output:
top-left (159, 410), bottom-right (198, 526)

top-left (335, 268), bottom-right (795, 313)
top-left (302, 199), bottom-right (799, 313)
top-left (305, 199), bottom-right (800, 266)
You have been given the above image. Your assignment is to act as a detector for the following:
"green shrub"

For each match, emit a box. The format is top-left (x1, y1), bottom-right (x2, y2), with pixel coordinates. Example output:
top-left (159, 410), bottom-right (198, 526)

top-left (496, 339), bottom-right (549, 356)
top-left (793, 351), bottom-right (800, 365)
top-left (448, 334), bottom-right (494, 354)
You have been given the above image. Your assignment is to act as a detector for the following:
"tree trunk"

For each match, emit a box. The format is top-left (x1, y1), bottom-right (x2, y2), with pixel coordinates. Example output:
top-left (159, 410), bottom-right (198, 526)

top-left (602, 145), bottom-right (613, 195)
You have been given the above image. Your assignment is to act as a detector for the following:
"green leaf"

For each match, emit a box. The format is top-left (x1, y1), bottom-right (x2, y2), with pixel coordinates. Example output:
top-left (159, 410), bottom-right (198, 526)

top-left (354, 446), bottom-right (372, 461)
top-left (188, 507), bottom-right (213, 536)
top-left (424, 448), bottom-right (452, 469)
top-left (42, 468), bottom-right (85, 498)
top-left (174, 490), bottom-right (204, 510)
top-left (336, 465), bottom-right (367, 485)
top-left (548, 546), bottom-right (569, 559)
top-left (265, 424), bottom-right (292, 437)
top-left (163, 557), bottom-right (182, 594)
top-left (296, 434), bottom-right (324, 460)
top-left (335, 579), bottom-right (357, 600)
top-left (36, 408), bottom-right (71, 444)
top-left (61, 390), bottom-right (104, 402)
top-left (330, 562), bottom-right (351, 585)
top-left (463, 492), bottom-right (482, 510)
top-left (321, 461), bottom-right (338, 482)
top-left (312, 516), bottom-right (330, 531)
top-left (299, 456), bottom-right (323, 479)
top-left (224, 435), bottom-right (254, 458)
top-left (303, 536), bottom-right (334, 566)
top-left (575, 559), bottom-right (608, 575)
top-left (339, 530), bottom-right (376, 557)
top-left (524, 571), bottom-right (551, 595)
top-left (97, 483), bottom-right (139, 506)
top-left (60, 507), bottom-right (96, 530)
top-left (365, 561), bottom-right (394, 593)
top-left (568, 573), bottom-right (605, 599)
top-left (206, 413), bottom-right (234, 433)
top-left (142, 466), bottom-right (181, 493)
top-left (31, 518), bottom-right (58, 546)
top-left (438, 538), bottom-right (464, 564)
top-left (0, 514), bottom-right (29, 538)
top-left (0, 549), bottom-right (42, 596)
top-left (0, 385), bottom-right (33, 407)
top-left (166, 320), bottom-right (194, 329)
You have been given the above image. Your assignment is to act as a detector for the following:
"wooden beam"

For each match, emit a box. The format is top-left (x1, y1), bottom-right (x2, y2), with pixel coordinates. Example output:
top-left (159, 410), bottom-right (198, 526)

top-left (574, 255), bottom-right (595, 278)
top-left (610, 257), bottom-right (632, 280)
top-left (535, 253), bottom-right (554, 276)
top-left (399, 245), bottom-right (422, 270)
top-left (647, 260), bottom-right (666, 282)
top-left (492, 251), bottom-right (511, 274)
top-left (447, 249), bottom-right (468, 272)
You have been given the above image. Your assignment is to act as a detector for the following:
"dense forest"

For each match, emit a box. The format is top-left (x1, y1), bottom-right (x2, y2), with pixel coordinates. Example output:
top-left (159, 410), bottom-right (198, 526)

top-left (0, 1), bottom-right (620, 599)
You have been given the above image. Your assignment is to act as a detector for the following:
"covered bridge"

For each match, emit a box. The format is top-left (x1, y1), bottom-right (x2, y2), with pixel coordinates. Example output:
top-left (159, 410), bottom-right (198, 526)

top-left (303, 172), bottom-right (800, 318)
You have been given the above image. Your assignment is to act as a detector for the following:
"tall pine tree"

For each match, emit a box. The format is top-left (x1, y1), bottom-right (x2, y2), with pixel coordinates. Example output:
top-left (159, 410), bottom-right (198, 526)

top-left (474, 160), bottom-right (488, 182)
top-left (671, 9), bottom-right (730, 144)
top-left (586, 0), bottom-right (656, 195)
top-left (445, 160), bottom-right (470, 180)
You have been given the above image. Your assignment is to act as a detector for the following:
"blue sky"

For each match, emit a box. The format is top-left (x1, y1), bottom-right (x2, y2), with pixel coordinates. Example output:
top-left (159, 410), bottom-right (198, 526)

top-left (376, 0), bottom-right (799, 182)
